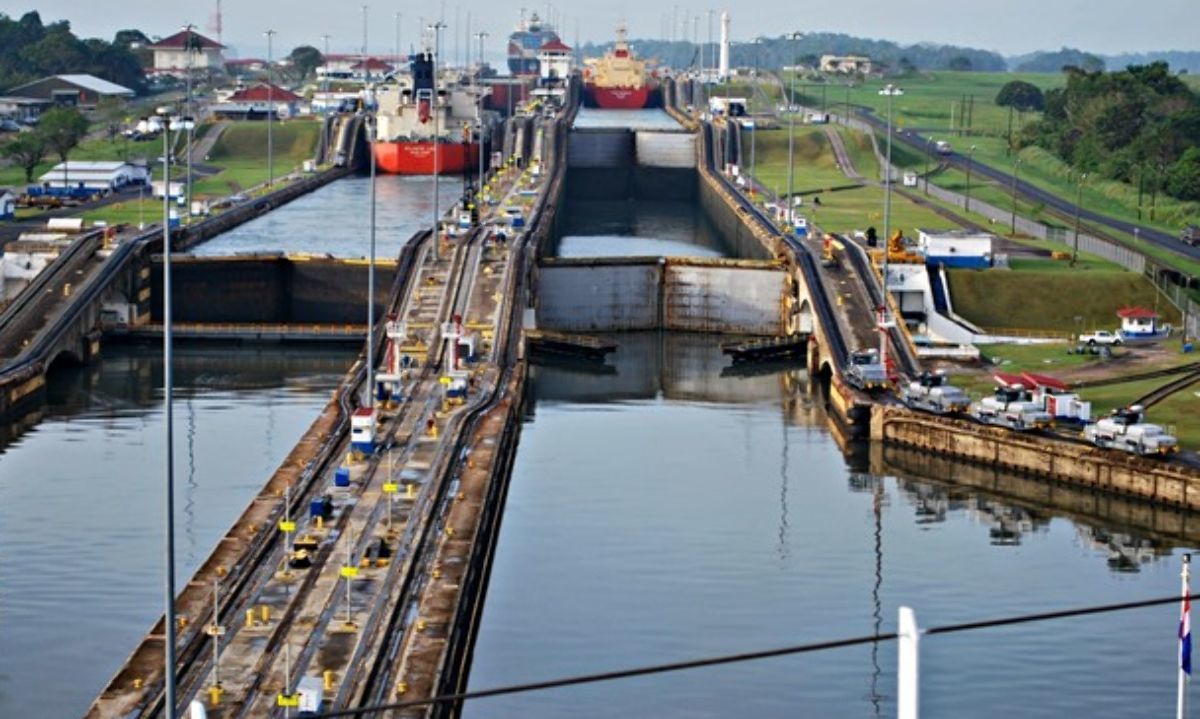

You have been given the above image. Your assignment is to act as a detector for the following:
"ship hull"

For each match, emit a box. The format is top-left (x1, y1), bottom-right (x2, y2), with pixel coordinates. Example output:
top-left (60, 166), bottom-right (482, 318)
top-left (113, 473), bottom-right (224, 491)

top-left (584, 84), bottom-right (658, 109)
top-left (373, 141), bottom-right (479, 175)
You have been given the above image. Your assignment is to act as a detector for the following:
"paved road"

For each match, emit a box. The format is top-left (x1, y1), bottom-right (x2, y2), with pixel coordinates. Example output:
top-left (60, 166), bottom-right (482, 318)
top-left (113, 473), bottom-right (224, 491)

top-left (855, 108), bottom-right (1200, 265)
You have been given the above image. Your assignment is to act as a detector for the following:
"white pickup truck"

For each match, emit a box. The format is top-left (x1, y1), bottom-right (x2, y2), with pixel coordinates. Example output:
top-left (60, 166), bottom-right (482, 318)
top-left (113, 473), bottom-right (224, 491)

top-left (1078, 330), bottom-right (1123, 346)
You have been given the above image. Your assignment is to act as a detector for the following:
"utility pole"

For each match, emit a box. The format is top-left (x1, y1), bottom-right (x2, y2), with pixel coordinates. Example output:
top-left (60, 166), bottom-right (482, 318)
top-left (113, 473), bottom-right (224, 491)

top-left (923, 137), bottom-right (933, 195)
top-left (786, 32), bottom-right (801, 221)
top-left (431, 21), bottom-right (446, 260)
top-left (879, 84), bottom-right (903, 378)
top-left (395, 13), bottom-right (402, 67)
top-left (1010, 152), bottom-right (1022, 236)
top-left (320, 34), bottom-right (332, 100)
top-left (964, 144), bottom-right (977, 213)
top-left (366, 109), bottom-right (377, 408)
top-left (361, 6), bottom-right (369, 83)
top-left (265, 29), bottom-right (276, 187)
top-left (1071, 172), bottom-right (1087, 267)
top-left (184, 23), bottom-right (194, 223)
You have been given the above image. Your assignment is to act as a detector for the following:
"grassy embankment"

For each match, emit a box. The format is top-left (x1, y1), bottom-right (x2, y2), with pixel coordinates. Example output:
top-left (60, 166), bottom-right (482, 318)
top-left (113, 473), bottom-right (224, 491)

top-left (79, 120), bottom-right (321, 226)
top-left (784, 71), bottom-right (1200, 270)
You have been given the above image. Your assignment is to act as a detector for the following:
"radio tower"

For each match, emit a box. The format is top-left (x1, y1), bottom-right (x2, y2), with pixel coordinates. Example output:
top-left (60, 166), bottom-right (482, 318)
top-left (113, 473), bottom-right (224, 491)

top-left (208, 0), bottom-right (223, 45)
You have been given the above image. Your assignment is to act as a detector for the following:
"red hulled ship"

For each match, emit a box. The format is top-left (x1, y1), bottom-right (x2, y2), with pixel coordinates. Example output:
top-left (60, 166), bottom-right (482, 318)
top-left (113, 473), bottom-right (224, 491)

top-left (583, 25), bottom-right (660, 109)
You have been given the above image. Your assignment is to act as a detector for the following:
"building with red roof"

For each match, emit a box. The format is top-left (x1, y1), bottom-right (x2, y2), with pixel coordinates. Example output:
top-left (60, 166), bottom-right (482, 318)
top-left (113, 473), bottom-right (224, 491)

top-left (146, 30), bottom-right (226, 77)
top-left (212, 83), bottom-right (307, 120)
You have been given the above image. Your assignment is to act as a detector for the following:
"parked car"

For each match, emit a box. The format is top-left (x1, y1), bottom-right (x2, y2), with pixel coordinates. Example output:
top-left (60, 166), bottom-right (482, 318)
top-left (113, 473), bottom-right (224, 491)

top-left (1079, 330), bottom-right (1123, 346)
top-left (1183, 226), bottom-right (1200, 247)
top-left (0, 119), bottom-right (22, 132)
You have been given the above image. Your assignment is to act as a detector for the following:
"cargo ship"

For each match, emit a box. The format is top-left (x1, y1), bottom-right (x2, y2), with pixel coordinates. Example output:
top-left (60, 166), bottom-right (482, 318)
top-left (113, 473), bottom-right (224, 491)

top-left (372, 52), bottom-right (499, 175)
top-left (583, 25), bottom-right (660, 109)
top-left (506, 11), bottom-right (561, 76)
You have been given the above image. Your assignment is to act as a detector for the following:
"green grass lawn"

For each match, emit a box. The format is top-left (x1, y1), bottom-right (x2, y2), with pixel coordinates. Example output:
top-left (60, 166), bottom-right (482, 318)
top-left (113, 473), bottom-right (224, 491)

top-left (189, 120), bottom-right (321, 198)
top-left (740, 127), bottom-right (858, 195)
top-left (779, 71), bottom-right (1199, 263)
top-left (948, 266), bottom-right (1182, 334)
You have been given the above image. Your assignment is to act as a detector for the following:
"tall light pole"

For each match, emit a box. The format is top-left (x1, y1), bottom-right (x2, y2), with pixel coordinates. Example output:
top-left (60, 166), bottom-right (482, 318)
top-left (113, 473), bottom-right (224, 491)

top-left (395, 13), bottom-right (402, 68)
top-left (750, 38), bottom-right (762, 193)
top-left (964, 144), bottom-right (977, 213)
top-left (265, 29), bottom-right (276, 187)
top-left (184, 23), bottom-right (194, 223)
top-left (923, 136), bottom-right (933, 195)
top-left (705, 10), bottom-right (713, 84)
top-left (361, 5), bottom-right (369, 83)
top-left (156, 104), bottom-right (193, 719)
top-left (320, 34), bottom-right (332, 102)
top-left (879, 84), bottom-right (903, 261)
top-left (366, 106), bottom-right (377, 407)
top-left (1010, 152), bottom-right (1022, 236)
top-left (785, 32), bottom-right (802, 222)
top-left (1071, 172), bottom-right (1087, 267)
top-left (430, 21), bottom-right (446, 261)
top-left (474, 31), bottom-right (487, 191)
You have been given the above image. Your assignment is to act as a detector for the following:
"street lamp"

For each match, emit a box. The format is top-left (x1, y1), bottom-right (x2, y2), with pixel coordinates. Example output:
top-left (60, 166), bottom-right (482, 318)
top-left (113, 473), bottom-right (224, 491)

top-left (320, 34), bottom-right (332, 104)
top-left (964, 144), bottom-right (977, 213)
top-left (430, 21), bottom-right (446, 261)
top-left (265, 29), bottom-right (276, 187)
top-left (1071, 172), bottom-right (1087, 266)
top-left (750, 38), bottom-right (762, 194)
top-left (183, 23), bottom-right (194, 223)
top-left (785, 31), bottom-right (802, 223)
top-left (1010, 152), bottom-right (1022, 236)
top-left (878, 83), bottom-right (903, 374)
top-left (155, 104), bottom-right (193, 719)
top-left (365, 105), bottom-right (377, 408)
top-left (923, 136), bottom-right (934, 195)
top-left (474, 31), bottom-right (488, 193)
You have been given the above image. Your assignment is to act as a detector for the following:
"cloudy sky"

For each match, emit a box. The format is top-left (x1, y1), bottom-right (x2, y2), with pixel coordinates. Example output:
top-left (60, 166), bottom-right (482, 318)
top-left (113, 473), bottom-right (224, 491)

top-left (12, 0), bottom-right (1199, 59)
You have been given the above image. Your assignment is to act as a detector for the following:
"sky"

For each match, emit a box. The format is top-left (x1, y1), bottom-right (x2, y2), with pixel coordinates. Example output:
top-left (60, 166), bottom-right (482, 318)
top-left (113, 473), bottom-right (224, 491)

top-left (8, 0), bottom-right (1199, 60)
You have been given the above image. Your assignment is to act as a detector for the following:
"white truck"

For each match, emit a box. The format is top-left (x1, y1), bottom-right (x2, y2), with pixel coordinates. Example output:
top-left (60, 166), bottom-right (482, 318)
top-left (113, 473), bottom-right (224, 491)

top-left (1078, 329), bottom-right (1123, 346)
top-left (970, 385), bottom-right (1053, 431)
top-left (901, 371), bottom-right (970, 415)
top-left (844, 349), bottom-right (890, 392)
top-left (1084, 405), bottom-right (1178, 456)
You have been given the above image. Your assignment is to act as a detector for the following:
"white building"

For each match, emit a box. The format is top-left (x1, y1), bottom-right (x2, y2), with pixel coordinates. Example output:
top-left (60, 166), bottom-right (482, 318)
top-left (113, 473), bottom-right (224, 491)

top-left (37, 161), bottom-right (151, 191)
top-left (0, 190), bottom-right (14, 220)
top-left (918, 229), bottom-right (994, 269)
top-left (146, 30), bottom-right (226, 77)
top-left (820, 55), bottom-right (873, 74)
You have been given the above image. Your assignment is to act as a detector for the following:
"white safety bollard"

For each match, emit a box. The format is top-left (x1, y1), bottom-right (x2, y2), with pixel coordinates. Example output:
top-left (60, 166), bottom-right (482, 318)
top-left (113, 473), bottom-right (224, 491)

top-left (897, 606), bottom-right (920, 719)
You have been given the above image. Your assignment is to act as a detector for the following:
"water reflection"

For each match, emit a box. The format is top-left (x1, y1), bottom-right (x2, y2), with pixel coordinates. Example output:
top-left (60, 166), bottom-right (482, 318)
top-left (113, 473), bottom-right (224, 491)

top-left (554, 199), bottom-right (729, 259)
top-left (192, 175), bottom-right (461, 258)
top-left (470, 333), bottom-right (1200, 719)
top-left (0, 344), bottom-right (352, 717)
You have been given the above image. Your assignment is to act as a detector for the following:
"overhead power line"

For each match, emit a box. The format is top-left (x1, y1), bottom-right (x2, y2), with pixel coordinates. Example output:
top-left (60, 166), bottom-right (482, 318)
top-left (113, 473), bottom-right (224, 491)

top-left (309, 591), bottom-right (1195, 718)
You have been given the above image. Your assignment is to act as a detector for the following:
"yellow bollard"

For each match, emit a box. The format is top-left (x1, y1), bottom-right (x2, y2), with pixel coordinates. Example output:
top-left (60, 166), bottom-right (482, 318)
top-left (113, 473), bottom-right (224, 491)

top-left (132, 678), bottom-right (144, 690)
top-left (315, 515), bottom-right (324, 530)
top-left (207, 684), bottom-right (224, 706)
top-left (396, 681), bottom-right (408, 696)
top-left (416, 619), bottom-right (427, 632)
top-left (177, 616), bottom-right (189, 630)
top-left (445, 526), bottom-right (455, 537)
top-left (406, 483), bottom-right (415, 499)
top-left (323, 670), bottom-right (336, 692)
top-left (260, 605), bottom-right (270, 624)
top-left (246, 609), bottom-right (256, 628)
top-left (432, 567), bottom-right (442, 579)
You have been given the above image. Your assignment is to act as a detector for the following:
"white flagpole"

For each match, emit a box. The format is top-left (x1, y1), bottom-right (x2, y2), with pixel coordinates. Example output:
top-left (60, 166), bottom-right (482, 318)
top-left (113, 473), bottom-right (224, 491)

top-left (1180, 554), bottom-right (1191, 719)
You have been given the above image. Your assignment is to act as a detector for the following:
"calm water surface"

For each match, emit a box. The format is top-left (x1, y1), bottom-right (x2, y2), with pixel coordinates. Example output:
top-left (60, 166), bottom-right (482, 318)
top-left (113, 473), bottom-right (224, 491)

top-left (555, 199), bottom-right (727, 259)
top-left (468, 333), bottom-right (1197, 718)
top-left (0, 345), bottom-right (353, 717)
top-left (193, 175), bottom-right (462, 257)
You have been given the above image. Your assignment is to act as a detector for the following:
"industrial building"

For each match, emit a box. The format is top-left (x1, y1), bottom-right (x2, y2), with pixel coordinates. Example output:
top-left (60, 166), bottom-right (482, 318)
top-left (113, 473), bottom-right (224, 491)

top-left (36, 161), bottom-right (151, 191)
top-left (0, 190), bottom-right (15, 220)
top-left (918, 229), bottom-right (994, 269)
top-left (1, 74), bottom-right (134, 110)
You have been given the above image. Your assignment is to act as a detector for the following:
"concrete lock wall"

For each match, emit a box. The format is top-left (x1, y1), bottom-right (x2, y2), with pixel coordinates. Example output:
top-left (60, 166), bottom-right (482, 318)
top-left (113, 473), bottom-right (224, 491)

top-left (151, 256), bottom-right (392, 324)
top-left (635, 132), bottom-right (696, 168)
top-left (536, 259), bottom-right (786, 334)
top-left (567, 130), bottom-right (633, 168)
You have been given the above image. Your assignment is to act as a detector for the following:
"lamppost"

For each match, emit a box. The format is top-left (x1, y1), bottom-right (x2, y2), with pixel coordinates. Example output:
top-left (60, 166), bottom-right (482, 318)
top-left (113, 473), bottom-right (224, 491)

top-left (750, 38), bottom-right (762, 193)
top-left (361, 6), bottom-right (369, 83)
top-left (265, 29), bottom-right (276, 187)
top-left (878, 84), bottom-right (903, 370)
top-left (1010, 152), bottom-right (1022, 236)
top-left (184, 23), bottom-right (194, 223)
top-left (923, 136), bottom-right (934, 195)
top-left (155, 104), bottom-right (193, 719)
top-left (320, 34), bottom-right (332, 104)
top-left (474, 31), bottom-right (488, 192)
top-left (1071, 172), bottom-right (1087, 267)
top-left (785, 31), bottom-right (802, 223)
top-left (365, 105), bottom-right (377, 408)
top-left (395, 12), bottom-right (402, 67)
top-left (430, 21), bottom-right (446, 261)
top-left (964, 144), bottom-right (977, 213)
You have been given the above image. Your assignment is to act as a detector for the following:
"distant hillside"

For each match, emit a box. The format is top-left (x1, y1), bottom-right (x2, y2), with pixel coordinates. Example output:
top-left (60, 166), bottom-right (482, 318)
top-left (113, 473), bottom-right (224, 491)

top-left (578, 32), bottom-right (1006, 73)
top-left (1012, 48), bottom-right (1105, 73)
top-left (1104, 51), bottom-right (1200, 74)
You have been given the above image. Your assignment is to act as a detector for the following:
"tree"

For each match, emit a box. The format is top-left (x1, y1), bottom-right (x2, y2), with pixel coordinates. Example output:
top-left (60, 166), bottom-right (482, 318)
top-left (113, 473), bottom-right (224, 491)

top-left (995, 80), bottom-right (1045, 111)
top-left (0, 132), bottom-right (48, 182)
top-left (112, 28), bottom-right (150, 47)
top-left (897, 56), bottom-right (916, 75)
top-left (1166, 147), bottom-right (1200, 201)
top-left (288, 45), bottom-right (324, 81)
top-left (948, 56), bottom-right (973, 71)
top-left (38, 106), bottom-right (89, 163)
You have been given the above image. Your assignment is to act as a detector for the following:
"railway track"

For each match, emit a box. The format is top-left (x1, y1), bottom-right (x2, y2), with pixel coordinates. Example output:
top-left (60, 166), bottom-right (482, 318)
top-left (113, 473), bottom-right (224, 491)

top-left (1133, 366), bottom-right (1200, 409)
